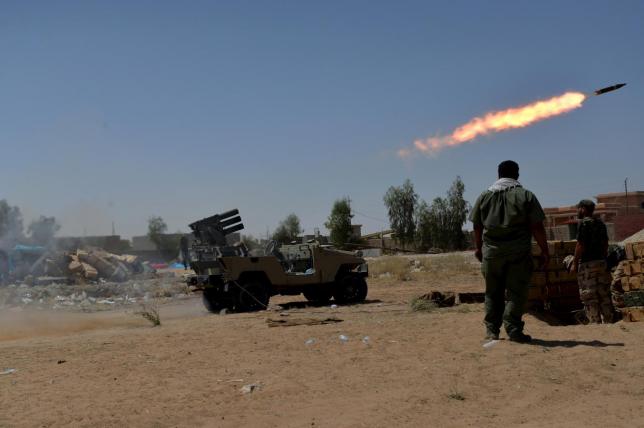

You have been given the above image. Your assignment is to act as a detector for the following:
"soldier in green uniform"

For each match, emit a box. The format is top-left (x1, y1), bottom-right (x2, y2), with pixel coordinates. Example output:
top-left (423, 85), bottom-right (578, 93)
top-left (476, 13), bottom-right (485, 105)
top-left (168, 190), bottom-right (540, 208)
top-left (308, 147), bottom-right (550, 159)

top-left (470, 161), bottom-right (549, 343)
top-left (570, 199), bottom-right (613, 323)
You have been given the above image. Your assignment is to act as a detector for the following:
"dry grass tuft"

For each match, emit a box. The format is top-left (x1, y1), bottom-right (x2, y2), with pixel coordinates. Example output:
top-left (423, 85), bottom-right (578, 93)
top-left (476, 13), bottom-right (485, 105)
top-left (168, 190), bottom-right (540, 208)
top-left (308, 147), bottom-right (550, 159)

top-left (447, 391), bottom-right (465, 401)
top-left (410, 296), bottom-right (438, 312)
top-left (137, 301), bottom-right (161, 326)
top-left (369, 257), bottom-right (412, 281)
top-left (369, 253), bottom-right (479, 284)
top-left (417, 254), bottom-right (477, 278)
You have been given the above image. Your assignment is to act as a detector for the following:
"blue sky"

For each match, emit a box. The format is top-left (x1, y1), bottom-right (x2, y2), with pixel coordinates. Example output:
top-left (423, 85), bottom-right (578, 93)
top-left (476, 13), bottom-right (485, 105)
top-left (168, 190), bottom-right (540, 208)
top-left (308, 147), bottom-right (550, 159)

top-left (1, 0), bottom-right (642, 238)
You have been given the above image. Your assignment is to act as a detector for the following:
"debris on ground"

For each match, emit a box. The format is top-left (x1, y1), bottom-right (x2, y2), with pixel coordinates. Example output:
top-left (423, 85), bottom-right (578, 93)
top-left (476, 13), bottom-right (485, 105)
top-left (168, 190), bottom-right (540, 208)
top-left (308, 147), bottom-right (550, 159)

top-left (0, 243), bottom-right (199, 312)
top-left (266, 317), bottom-right (343, 327)
top-left (240, 383), bottom-right (261, 394)
top-left (482, 340), bottom-right (499, 349)
top-left (8, 247), bottom-right (155, 285)
top-left (0, 277), bottom-right (193, 311)
top-left (1, 368), bottom-right (17, 375)
top-left (412, 291), bottom-right (485, 309)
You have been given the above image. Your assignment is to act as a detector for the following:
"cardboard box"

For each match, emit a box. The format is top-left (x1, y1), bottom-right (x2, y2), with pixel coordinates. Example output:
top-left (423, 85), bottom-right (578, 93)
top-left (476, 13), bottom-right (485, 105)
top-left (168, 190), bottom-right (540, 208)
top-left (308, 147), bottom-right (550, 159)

top-left (630, 276), bottom-right (642, 290)
top-left (620, 306), bottom-right (644, 322)
top-left (623, 262), bottom-right (632, 276)
top-left (621, 277), bottom-right (631, 292)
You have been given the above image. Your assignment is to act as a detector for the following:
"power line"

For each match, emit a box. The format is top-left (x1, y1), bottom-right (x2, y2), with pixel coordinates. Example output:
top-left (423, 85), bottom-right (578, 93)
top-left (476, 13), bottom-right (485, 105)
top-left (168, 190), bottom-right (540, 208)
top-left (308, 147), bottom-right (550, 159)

top-left (351, 209), bottom-right (388, 224)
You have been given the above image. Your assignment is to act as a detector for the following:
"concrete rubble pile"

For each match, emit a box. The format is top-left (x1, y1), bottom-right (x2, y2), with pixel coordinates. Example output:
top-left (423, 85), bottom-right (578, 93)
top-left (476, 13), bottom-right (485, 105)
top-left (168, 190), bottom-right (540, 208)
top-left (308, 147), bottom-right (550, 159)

top-left (22, 249), bottom-right (153, 286)
top-left (611, 242), bottom-right (644, 321)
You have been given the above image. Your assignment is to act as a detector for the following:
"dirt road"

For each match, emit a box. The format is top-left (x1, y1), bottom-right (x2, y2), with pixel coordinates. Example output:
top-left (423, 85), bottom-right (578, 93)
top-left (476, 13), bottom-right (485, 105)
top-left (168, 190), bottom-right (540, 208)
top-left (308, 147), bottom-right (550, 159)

top-left (1, 269), bottom-right (643, 427)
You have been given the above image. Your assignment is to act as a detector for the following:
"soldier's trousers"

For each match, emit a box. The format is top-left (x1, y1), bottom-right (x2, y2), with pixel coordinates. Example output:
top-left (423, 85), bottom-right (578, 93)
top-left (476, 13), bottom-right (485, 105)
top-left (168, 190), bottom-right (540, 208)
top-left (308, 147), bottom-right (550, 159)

top-left (578, 260), bottom-right (614, 323)
top-left (481, 252), bottom-right (532, 337)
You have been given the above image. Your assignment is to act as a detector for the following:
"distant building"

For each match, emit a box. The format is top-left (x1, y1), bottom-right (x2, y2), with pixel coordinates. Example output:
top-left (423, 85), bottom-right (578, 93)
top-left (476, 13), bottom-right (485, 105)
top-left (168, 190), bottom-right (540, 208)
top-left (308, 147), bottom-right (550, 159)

top-left (544, 191), bottom-right (644, 241)
top-left (130, 233), bottom-right (189, 262)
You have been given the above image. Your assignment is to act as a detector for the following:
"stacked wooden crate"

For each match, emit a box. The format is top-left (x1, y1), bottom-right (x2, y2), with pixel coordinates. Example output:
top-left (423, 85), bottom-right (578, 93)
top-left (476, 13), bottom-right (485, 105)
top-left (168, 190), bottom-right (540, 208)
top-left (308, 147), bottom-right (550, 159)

top-left (612, 242), bottom-right (644, 322)
top-left (528, 240), bottom-right (582, 314)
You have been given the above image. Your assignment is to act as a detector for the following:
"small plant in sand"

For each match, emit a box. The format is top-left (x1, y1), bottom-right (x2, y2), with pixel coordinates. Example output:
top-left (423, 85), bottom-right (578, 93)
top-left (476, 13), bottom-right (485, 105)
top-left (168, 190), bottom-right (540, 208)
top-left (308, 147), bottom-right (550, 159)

top-left (447, 391), bottom-right (465, 401)
top-left (410, 296), bottom-right (437, 312)
top-left (447, 377), bottom-right (465, 401)
top-left (137, 301), bottom-right (161, 326)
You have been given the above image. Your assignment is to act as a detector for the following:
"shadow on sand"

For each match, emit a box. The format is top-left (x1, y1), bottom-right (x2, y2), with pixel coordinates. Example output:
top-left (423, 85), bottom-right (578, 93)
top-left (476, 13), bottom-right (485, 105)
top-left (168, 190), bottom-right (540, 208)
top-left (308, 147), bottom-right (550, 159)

top-left (530, 339), bottom-right (625, 348)
top-left (276, 299), bottom-right (383, 310)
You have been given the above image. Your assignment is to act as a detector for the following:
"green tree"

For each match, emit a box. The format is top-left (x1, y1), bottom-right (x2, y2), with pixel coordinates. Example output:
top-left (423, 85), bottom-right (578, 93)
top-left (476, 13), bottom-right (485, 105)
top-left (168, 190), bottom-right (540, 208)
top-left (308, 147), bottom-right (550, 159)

top-left (325, 198), bottom-right (354, 249)
top-left (272, 213), bottom-right (303, 244)
top-left (415, 200), bottom-right (433, 252)
top-left (446, 176), bottom-right (469, 250)
top-left (241, 234), bottom-right (261, 250)
top-left (147, 216), bottom-right (168, 248)
top-left (419, 176), bottom-right (470, 251)
top-left (0, 200), bottom-right (25, 243)
top-left (428, 196), bottom-right (450, 250)
top-left (27, 216), bottom-right (61, 246)
top-left (383, 179), bottom-right (418, 249)
top-left (147, 216), bottom-right (180, 260)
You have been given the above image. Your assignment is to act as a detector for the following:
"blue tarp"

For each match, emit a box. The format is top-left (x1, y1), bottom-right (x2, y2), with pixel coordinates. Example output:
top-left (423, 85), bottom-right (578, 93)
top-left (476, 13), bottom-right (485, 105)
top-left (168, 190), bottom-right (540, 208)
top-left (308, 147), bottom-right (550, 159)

top-left (7, 245), bottom-right (47, 272)
top-left (12, 244), bottom-right (46, 254)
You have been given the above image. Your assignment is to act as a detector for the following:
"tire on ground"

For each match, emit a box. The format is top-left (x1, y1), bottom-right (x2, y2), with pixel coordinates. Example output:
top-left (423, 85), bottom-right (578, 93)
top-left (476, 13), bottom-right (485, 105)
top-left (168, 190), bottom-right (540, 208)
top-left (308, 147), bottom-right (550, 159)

top-left (333, 274), bottom-right (368, 304)
top-left (235, 280), bottom-right (270, 312)
top-left (202, 287), bottom-right (223, 313)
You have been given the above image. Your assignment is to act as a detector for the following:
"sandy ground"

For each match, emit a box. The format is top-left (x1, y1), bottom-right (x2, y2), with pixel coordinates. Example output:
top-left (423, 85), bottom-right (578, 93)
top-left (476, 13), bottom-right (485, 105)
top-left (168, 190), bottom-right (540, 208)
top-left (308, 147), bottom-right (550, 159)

top-left (2, 256), bottom-right (644, 427)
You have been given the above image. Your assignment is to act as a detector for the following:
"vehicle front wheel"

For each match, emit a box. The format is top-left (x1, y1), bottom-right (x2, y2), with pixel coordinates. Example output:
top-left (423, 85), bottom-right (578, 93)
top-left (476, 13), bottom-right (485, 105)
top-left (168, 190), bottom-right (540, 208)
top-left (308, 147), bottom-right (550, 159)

top-left (202, 287), bottom-right (224, 313)
top-left (333, 275), bottom-right (368, 304)
top-left (235, 280), bottom-right (270, 312)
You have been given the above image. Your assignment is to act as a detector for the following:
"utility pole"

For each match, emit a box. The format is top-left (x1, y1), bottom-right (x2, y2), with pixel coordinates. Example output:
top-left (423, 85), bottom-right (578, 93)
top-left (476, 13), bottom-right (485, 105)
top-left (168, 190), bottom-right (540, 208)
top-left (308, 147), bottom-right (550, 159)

top-left (625, 177), bottom-right (629, 215)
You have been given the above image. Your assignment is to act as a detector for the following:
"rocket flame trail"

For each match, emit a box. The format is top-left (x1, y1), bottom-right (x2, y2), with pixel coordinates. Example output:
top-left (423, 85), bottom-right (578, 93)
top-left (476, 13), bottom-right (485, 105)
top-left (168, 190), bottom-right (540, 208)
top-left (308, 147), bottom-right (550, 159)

top-left (399, 91), bottom-right (586, 158)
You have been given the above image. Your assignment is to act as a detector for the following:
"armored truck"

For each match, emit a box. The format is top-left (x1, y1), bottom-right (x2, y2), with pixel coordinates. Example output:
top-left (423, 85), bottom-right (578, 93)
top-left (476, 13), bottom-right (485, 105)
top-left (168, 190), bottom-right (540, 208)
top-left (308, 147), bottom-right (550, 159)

top-left (185, 209), bottom-right (368, 312)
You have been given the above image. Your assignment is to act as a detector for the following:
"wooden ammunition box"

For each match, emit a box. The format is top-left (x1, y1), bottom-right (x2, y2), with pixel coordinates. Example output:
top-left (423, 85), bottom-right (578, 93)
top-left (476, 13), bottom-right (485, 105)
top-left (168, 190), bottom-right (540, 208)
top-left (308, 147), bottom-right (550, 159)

top-left (620, 306), bottom-right (644, 322)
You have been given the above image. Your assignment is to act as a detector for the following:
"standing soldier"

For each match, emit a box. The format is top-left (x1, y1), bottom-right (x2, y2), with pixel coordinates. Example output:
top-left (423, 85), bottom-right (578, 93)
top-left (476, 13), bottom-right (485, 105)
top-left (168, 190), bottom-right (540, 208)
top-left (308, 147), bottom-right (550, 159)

top-left (470, 160), bottom-right (549, 343)
top-left (570, 199), bottom-right (613, 323)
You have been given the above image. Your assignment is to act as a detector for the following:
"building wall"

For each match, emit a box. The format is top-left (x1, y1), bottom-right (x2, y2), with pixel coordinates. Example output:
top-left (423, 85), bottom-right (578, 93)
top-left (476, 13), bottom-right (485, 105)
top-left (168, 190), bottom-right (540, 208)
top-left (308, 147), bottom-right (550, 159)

top-left (614, 215), bottom-right (644, 242)
top-left (596, 191), bottom-right (644, 215)
top-left (544, 191), bottom-right (644, 242)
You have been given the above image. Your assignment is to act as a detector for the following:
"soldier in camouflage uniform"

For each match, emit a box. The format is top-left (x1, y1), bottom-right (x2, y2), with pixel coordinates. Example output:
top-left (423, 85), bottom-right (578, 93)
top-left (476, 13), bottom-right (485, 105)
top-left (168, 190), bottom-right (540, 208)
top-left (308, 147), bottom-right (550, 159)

top-left (570, 199), bottom-right (614, 323)
top-left (470, 161), bottom-right (549, 343)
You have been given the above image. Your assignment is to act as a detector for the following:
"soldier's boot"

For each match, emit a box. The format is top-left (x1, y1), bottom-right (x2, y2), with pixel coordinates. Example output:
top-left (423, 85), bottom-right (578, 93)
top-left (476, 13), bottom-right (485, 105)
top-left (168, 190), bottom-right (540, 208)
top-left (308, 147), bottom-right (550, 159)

top-left (600, 303), bottom-right (614, 323)
top-left (597, 284), bottom-right (615, 324)
top-left (583, 301), bottom-right (602, 323)
top-left (509, 332), bottom-right (532, 343)
top-left (485, 330), bottom-right (499, 340)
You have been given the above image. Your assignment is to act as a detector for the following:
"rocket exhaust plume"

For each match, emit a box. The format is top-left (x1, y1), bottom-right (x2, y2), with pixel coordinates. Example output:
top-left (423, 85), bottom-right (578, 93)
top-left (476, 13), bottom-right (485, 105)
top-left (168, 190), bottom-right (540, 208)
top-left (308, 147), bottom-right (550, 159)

top-left (400, 91), bottom-right (587, 157)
